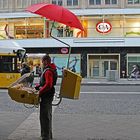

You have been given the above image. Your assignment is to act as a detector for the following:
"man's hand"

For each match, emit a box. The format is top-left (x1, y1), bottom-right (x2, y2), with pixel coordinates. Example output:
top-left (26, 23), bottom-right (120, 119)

top-left (35, 84), bottom-right (40, 90)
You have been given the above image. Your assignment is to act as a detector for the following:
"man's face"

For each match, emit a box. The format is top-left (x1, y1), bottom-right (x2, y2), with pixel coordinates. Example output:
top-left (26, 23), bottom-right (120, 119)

top-left (42, 59), bottom-right (48, 67)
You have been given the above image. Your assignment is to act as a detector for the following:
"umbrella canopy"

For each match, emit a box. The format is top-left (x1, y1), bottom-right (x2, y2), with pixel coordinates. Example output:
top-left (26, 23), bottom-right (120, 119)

top-left (26, 3), bottom-right (84, 31)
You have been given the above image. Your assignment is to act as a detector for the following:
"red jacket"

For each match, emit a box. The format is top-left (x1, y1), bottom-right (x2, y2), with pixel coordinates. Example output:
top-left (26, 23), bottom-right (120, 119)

top-left (39, 63), bottom-right (56, 96)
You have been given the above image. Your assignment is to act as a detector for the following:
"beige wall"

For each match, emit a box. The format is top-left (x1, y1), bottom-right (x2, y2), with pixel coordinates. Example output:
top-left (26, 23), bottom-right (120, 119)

top-left (0, 0), bottom-right (50, 12)
top-left (0, 0), bottom-right (139, 13)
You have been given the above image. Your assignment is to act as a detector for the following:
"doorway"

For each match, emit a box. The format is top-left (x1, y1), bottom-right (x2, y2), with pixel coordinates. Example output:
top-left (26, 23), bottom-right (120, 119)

top-left (88, 54), bottom-right (120, 78)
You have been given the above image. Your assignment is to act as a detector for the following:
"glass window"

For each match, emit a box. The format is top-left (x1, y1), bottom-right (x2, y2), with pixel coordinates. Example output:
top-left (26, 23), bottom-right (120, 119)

top-left (3, 0), bottom-right (8, 8)
top-left (96, 0), bottom-right (101, 4)
top-left (31, 0), bottom-right (38, 5)
top-left (128, 0), bottom-right (140, 4)
top-left (89, 0), bottom-right (101, 5)
top-left (105, 0), bottom-right (110, 4)
top-left (14, 17), bottom-right (44, 39)
top-left (0, 0), bottom-right (9, 8)
top-left (0, 1), bottom-right (3, 8)
top-left (16, 0), bottom-right (22, 8)
top-left (22, 0), bottom-right (28, 8)
top-left (52, 0), bottom-right (63, 5)
top-left (67, 0), bottom-right (78, 6)
top-left (52, 0), bottom-right (57, 4)
top-left (67, 0), bottom-right (72, 6)
top-left (128, 57), bottom-right (137, 62)
top-left (112, 0), bottom-right (117, 4)
top-left (73, 0), bottom-right (78, 5)
top-left (128, 0), bottom-right (133, 4)
top-left (0, 56), bottom-right (17, 73)
top-left (134, 0), bottom-right (140, 4)
top-left (89, 0), bottom-right (94, 4)
top-left (128, 56), bottom-right (140, 74)
top-left (105, 0), bottom-right (117, 4)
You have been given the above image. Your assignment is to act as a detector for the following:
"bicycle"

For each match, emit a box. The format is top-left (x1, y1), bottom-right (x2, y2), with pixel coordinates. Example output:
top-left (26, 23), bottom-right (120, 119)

top-left (127, 73), bottom-right (140, 81)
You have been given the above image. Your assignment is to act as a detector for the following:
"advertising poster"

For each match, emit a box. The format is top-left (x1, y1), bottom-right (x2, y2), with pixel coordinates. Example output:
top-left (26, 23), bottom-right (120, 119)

top-left (50, 54), bottom-right (81, 76)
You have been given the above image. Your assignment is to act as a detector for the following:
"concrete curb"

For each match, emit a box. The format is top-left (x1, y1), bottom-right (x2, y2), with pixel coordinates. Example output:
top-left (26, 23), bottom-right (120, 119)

top-left (56, 82), bottom-right (140, 86)
top-left (35, 77), bottom-right (140, 86)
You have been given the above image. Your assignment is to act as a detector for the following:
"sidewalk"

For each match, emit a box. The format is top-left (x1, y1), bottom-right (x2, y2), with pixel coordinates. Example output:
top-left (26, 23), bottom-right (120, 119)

top-left (7, 78), bottom-right (140, 140)
top-left (7, 109), bottom-right (140, 140)
top-left (81, 78), bottom-right (140, 85)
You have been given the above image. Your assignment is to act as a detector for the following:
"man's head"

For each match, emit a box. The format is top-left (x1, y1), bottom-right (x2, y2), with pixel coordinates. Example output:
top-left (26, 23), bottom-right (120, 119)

top-left (42, 54), bottom-right (51, 67)
top-left (22, 62), bottom-right (28, 68)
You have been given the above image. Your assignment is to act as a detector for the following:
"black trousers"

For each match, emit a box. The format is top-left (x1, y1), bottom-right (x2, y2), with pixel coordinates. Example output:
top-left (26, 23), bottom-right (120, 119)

top-left (40, 97), bottom-right (53, 140)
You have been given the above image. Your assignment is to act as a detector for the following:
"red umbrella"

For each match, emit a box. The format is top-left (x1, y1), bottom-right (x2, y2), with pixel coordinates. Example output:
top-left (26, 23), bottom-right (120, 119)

top-left (26, 3), bottom-right (84, 31)
top-left (26, 3), bottom-right (84, 68)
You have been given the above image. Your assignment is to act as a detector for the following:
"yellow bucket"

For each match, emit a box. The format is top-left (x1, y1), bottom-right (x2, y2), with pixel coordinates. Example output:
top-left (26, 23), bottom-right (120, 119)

top-left (60, 69), bottom-right (82, 99)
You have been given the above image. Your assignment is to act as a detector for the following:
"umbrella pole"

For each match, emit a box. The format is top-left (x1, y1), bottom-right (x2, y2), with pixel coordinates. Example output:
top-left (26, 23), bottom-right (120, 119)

top-left (50, 22), bottom-right (71, 69)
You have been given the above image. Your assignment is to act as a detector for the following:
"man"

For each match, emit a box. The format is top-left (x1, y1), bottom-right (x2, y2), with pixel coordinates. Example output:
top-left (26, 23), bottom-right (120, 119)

top-left (20, 62), bottom-right (30, 76)
top-left (38, 54), bottom-right (57, 140)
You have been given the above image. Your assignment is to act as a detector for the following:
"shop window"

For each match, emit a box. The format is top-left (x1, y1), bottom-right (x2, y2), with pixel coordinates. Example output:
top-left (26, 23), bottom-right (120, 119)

top-left (128, 56), bottom-right (140, 74)
top-left (15, 25), bottom-right (44, 39)
top-left (52, 0), bottom-right (63, 5)
top-left (67, 0), bottom-right (78, 6)
top-left (89, 0), bottom-right (101, 5)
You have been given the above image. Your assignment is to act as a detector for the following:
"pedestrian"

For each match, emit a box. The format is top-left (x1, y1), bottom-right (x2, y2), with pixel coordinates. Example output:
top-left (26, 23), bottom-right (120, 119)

top-left (57, 26), bottom-right (63, 37)
top-left (36, 64), bottom-right (42, 77)
top-left (20, 62), bottom-right (30, 76)
top-left (37, 54), bottom-right (57, 140)
top-left (20, 62), bottom-right (34, 87)
top-left (130, 64), bottom-right (140, 79)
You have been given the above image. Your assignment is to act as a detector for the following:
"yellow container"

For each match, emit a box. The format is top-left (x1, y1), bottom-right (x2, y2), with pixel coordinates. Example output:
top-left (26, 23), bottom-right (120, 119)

top-left (60, 69), bottom-right (82, 99)
top-left (8, 73), bottom-right (39, 105)
top-left (8, 85), bottom-right (39, 105)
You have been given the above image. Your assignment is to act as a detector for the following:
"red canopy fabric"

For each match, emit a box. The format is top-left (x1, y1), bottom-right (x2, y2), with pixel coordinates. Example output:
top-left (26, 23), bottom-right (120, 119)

top-left (26, 3), bottom-right (84, 31)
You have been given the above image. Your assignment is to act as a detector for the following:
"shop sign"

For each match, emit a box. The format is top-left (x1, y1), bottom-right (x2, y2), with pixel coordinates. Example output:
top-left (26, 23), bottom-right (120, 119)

top-left (96, 21), bottom-right (112, 33)
top-left (61, 48), bottom-right (69, 54)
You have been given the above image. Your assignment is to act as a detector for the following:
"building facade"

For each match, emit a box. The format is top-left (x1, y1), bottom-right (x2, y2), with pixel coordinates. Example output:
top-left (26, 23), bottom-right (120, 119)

top-left (0, 0), bottom-right (140, 78)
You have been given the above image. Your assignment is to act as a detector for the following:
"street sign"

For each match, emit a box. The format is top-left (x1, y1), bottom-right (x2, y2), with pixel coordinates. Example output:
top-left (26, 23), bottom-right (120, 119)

top-left (96, 21), bottom-right (112, 33)
top-left (61, 48), bottom-right (69, 54)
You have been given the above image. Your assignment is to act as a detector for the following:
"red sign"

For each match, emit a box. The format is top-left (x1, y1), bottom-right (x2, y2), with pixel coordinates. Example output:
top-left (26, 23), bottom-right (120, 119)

top-left (61, 48), bottom-right (69, 54)
top-left (96, 21), bottom-right (112, 33)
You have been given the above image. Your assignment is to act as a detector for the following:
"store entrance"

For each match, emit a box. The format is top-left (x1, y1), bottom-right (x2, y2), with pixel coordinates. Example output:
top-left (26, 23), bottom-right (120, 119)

top-left (88, 54), bottom-right (119, 78)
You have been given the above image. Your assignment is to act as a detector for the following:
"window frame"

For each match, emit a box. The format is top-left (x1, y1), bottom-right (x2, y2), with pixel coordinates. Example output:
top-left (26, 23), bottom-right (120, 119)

top-left (0, 56), bottom-right (17, 73)
top-left (0, 0), bottom-right (9, 9)
top-left (89, 0), bottom-right (101, 5)
top-left (89, 0), bottom-right (118, 5)
top-left (52, 0), bottom-right (63, 6)
top-left (128, 0), bottom-right (140, 4)
top-left (66, 0), bottom-right (79, 6)
top-left (105, 0), bottom-right (117, 5)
